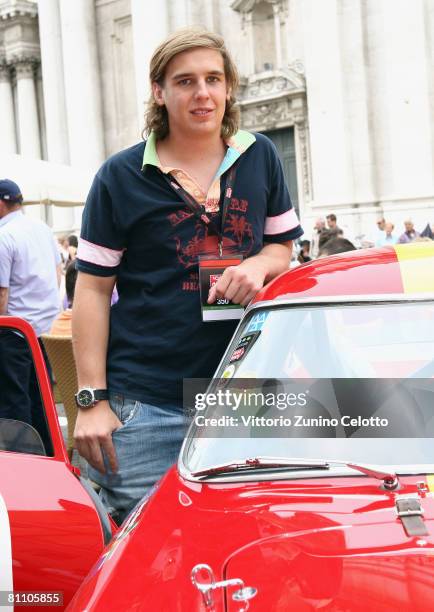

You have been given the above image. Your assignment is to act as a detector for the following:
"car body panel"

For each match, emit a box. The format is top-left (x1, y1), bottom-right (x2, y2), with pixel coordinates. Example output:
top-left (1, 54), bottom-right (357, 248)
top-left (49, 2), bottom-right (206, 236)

top-left (1, 452), bottom-right (106, 608)
top-left (68, 468), bottom-right (434, 611)
top-left (253, 243), bottom-right (434, 303)
top-left (0, 316), bottom-right (114, 610)
top-left (68, 244), bottom-right (434, 611)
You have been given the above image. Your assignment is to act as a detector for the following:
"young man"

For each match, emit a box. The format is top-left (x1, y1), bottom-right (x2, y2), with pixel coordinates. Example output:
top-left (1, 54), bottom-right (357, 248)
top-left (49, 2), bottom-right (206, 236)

top-left (326, 213), bottom-right (340, 231)
top-left (73, 29), bottom-right (303, 522)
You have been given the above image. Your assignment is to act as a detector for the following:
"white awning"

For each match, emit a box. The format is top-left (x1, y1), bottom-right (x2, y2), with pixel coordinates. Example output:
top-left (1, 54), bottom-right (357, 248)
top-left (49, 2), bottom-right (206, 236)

top-left (0, 154), bottom-right (93, 207)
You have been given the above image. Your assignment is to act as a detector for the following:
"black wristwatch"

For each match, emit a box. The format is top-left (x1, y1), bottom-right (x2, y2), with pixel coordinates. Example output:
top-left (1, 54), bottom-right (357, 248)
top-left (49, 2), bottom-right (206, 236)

top-left (75, 387), bottom-right (109, 409)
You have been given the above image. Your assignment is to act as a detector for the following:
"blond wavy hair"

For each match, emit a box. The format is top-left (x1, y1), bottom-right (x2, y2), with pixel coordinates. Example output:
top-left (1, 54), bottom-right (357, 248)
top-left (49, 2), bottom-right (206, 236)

top-left (144, 28), bottom-right (240, 141)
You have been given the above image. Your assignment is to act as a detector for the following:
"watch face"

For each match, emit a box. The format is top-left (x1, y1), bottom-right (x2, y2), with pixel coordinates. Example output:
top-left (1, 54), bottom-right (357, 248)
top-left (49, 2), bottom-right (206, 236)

top-left (77, 389), bottom-right (94, 407)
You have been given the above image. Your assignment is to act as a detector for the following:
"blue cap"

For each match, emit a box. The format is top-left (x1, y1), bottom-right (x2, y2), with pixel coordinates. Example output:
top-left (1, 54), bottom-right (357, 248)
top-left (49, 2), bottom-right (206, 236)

top-left (0, 179), bottom-right (23, 203)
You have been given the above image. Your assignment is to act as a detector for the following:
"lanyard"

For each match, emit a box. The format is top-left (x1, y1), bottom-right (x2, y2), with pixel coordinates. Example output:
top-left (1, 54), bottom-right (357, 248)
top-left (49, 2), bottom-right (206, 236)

top-left (160, 164), bottom-right (237, 257)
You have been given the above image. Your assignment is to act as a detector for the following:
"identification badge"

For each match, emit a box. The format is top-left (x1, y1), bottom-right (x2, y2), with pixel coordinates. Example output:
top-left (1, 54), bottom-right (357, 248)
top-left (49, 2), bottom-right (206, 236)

top-left (199, 255), bottom-right (244, 322)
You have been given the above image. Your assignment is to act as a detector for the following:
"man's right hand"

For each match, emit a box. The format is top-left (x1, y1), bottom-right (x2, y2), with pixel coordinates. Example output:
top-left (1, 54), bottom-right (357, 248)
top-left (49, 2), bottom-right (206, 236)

top-left (74, 400), bottom-right (122, 474)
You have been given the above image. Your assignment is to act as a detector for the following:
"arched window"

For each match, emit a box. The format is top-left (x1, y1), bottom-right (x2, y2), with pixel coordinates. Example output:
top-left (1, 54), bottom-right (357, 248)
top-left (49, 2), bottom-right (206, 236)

top-left (232, 0), bottom-right (286, 74)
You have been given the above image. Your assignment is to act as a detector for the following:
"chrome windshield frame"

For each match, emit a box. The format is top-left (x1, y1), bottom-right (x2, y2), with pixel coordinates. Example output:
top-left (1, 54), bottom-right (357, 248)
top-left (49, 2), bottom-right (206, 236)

top-left (179, 293), bottom-right (434, 484)
top-left (245, 292), bottom-right (434, 313)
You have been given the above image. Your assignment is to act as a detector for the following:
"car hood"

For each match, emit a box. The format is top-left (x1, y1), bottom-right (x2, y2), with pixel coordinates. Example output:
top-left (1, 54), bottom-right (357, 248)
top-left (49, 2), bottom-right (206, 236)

top-left (68, 471), bottom-right (434, 611)
top-left (224, 521), bottom-right (434, 611)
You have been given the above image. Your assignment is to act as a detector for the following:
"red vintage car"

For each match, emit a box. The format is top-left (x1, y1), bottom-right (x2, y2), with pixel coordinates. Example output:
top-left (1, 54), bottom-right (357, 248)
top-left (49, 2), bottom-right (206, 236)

top-left (0, 316), bottom-right (117, 611)
top-left (67, 242), bottom-right (434, 611)
top-left (7, 242), bottom-right (434, 612)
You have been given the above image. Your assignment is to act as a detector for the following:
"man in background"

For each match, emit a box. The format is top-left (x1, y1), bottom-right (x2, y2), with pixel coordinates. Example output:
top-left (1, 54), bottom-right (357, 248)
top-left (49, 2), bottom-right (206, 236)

top-left (376, 222), bottom-right (397, 246)
top-left (318, 237), bottom-right (356, 257)
top-left (326, 213), bottom-right (340, 233)
top-left (310, 217), bottom-right (325, 258)
top-left (0, 179), bottom-right (61, 450)
top-left (50, 261), bottom-right (77, 336)
top-left (398, 219), bottom-right (420, 244)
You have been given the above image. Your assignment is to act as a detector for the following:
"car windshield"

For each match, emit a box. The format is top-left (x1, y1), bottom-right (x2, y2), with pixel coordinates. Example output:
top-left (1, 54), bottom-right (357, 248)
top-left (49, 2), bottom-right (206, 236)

top-left (182, 300), bottom-right (434, 475)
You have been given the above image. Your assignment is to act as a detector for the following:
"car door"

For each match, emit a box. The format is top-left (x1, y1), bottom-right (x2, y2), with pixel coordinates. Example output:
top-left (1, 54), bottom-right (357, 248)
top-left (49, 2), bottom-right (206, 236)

top-left (0, 316), bottom-right (115, 611)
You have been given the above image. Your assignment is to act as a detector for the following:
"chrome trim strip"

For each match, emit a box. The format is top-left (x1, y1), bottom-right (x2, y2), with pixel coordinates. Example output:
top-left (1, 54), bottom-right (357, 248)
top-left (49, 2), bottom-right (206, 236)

top-left (246, 293), bottom-right (434, 314)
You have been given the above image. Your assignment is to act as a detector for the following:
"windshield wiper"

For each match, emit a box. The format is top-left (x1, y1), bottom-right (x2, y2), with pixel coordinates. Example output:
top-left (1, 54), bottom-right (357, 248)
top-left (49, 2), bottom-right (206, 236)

top-left (191, 457), bottom-right (400, 490)
top-left (191, 457), bottom-right (330, 478)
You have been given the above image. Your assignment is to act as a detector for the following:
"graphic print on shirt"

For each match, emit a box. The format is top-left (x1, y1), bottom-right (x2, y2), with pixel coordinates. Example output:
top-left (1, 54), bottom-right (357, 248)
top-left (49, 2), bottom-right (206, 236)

top-left (169, 197), bottom-right (254, 274)
top-left (226, 212), bottom-right (253, 248)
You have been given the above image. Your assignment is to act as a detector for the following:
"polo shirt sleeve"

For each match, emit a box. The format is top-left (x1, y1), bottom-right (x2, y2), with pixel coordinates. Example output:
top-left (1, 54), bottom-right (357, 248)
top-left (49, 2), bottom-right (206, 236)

top-left (76, 174), bottom-right (125, 277)
top-left (0, 234), bottom-right (14, 288)
top-left (263, 140), bottom-right (303, 243)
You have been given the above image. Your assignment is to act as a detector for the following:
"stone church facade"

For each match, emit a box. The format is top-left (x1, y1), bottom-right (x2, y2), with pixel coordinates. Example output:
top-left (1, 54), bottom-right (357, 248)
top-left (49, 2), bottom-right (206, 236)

top-left (1, 0), bottom-right (433, 238)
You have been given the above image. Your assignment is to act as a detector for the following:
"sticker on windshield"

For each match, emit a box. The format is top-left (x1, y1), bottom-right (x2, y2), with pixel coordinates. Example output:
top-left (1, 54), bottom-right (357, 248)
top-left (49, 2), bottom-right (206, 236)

top-left (246, 311), bottom-right (269, 333)
top-left (230, 347), bottom-right (245, 362)
top-left (229, 332), bottom-right (260, 363)
top-left (222, 364), bottom-right (236, 379)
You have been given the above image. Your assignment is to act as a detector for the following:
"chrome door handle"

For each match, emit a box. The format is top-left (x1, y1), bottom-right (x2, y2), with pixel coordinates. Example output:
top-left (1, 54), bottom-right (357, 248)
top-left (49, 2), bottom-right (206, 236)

top-left (191, 563), bottom-right (257, 610)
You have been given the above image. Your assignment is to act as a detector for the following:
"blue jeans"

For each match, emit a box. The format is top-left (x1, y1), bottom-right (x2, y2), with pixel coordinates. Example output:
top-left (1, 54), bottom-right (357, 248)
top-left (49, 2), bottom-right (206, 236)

top-left (88, 394), bottom-right (191, 523)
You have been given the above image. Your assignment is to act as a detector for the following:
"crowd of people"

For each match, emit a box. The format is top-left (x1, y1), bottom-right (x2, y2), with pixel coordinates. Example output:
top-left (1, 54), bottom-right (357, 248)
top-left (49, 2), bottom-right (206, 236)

top-left (294, 214), bottom-right (433, 265)
top-left (369, 217), bottom-right (433, 246)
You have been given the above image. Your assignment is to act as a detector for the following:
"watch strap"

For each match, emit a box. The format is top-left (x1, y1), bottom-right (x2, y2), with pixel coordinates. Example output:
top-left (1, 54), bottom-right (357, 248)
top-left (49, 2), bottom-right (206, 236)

top-left (93, 389), bottom-right (109, 401)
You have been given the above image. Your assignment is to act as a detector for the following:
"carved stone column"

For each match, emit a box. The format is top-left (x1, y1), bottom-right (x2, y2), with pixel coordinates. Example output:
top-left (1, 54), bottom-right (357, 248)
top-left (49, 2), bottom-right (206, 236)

top-left (203, 0), bottom-right (218, 30)
top-left (37, 0), bottom-right (74, 230)
top-left (14, 59), bottom-right (41, 159)
top-left (272, 3), bottom-right (282, 69)
top-left (293, 115), bottom-right (312, 203)
top-left (131, 0), bottom-right (168, 131)
top-left (37, 0), bottom-right (69, 165)
top-left (339, 0), bottom-right (375, 204)
top-left (364, 0), bottom-right (432, 202)
top-left (59, 0), bottom-right (105, 170)
top-left (169, 0), bottom-right (189, 29)
top-left (244, 12), bottom-right (255, 75)
top-left (0, 64), bottom-right (17, 154)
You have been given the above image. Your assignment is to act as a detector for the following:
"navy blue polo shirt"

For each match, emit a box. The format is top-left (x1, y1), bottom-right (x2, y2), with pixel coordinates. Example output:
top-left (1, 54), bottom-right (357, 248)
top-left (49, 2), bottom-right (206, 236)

top-left (76, 130), bottom-right (303, 406)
